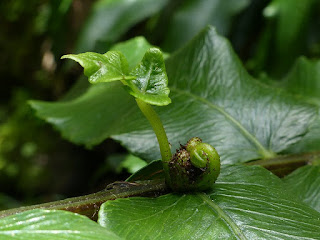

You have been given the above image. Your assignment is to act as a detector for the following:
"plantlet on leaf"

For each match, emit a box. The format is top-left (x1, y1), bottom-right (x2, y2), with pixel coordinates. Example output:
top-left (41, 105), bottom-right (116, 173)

top-left (62, 47), bottom-right (220, 192)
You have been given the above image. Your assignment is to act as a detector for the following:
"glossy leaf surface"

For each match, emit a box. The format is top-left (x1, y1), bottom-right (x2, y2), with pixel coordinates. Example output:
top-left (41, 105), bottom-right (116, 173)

top-left (283, 165), bottom-right (320, 212)
top-left (30, 82), bottom-right (135, 146)
top-left (113, 26), bottom-right (319, 163)
top-left (126, 48), bottom-right (171, 106)
top-left (111, 37), bottom-right (153, 70)
top-left (279, 57), bottom-right (320, 153)
top-left (30, 26), bottom-right (319, 164)
top-left (62, 51), bottom-right (134, 83)
top-left (0, 210), bottom-right (121, 240)
top-left (99, 165), bottom-right (320, 239)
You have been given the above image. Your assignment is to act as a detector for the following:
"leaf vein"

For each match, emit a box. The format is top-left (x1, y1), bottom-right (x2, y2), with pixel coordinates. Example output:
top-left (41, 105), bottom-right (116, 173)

top-left (197, 193), bottom-right (247, 240)
top-left (171, 87), bottom-right (275, 158)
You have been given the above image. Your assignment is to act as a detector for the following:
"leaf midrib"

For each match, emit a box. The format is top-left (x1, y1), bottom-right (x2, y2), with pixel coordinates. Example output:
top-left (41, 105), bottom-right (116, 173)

top-left (170, 87), bottom-right (275, 159)
top-left (197, 193), bottom-right (247, 240)
top-left (141, 62), bottom-right (154, 93)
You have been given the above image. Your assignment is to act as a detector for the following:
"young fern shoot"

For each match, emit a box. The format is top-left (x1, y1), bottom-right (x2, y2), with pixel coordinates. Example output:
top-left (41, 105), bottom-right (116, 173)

top-left (62, 46), bottom-right (220, 192)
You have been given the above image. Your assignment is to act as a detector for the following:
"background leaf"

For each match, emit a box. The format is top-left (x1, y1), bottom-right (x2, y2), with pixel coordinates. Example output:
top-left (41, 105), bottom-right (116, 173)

top-left (250, 0), bottom-right (318, 76)
top-left (0, 209), bottom-right (121, 240)
top-left (161, 0), bottom-right (251, 52)
top-left (283, 165), bottom-right (320, 212)
top-left (29, 82), bottom-right (135, 147)
top-left (112, 26), bottom-right (319, 163)
top-left (98, 165), bottom-right (320, 239)
top-left (75, 0), bottom-right (168, 53)
top-left (30, 26), bottom-right (320, 164)
top-left (282, 57), bottom-right (320, 106)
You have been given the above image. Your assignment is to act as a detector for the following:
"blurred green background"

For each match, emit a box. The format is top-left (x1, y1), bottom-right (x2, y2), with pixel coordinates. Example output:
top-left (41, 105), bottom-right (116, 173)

top-left (0, 0), bottom-right (319, 209)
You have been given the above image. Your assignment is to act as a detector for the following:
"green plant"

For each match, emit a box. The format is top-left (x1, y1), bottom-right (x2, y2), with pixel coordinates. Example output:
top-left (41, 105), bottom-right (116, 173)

top-left (61, 47), bottom-right (220, 192)
top-left (1, 0), bottom-right (320, 238)
top-left (1, 26), bottom-right (320, 239)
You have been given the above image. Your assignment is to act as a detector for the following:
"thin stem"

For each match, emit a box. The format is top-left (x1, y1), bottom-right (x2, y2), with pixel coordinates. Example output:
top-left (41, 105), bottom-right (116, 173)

top-left (246, 151), bottom-right (320, 177)
top-left (135, 99), bottom-right (172, 163)
top-left (0, 180), bottom-right (167, 220)
top-left (135, 99), bottom-right (172, 185)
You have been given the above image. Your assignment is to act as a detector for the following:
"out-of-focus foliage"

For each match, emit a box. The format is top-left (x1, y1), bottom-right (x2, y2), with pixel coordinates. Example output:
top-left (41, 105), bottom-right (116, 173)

top-left (1, 0), bottom-right (320, 211)
top-left (161, 0), bottom-right (251, 52)
top-left (75, 0), bottom-right (169, 53)
top-left (247, 0), bottom-right (320, 77)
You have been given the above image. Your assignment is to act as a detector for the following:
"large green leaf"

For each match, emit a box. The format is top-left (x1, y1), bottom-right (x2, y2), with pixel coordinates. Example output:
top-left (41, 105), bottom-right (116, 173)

top-left (162, 0), bottom-right (250, 52)
top-left (29, 38), bottom-right (155, 146)
top-left (0, 209), bottom-right (121, 240)
top-left (98, 165), bottom-right (320, 239)
top-left (283, 165), bottom-right (320, 213)
top-left (112, 26), bottom-right (319, 163)
top-left (29, 82), bottom-right (135, 147)
top-left (270, 57), bottom-right (320, 153)
top-left (30, 26), bottom-right (319, 164)
top-left (75, 0), bottom-right (168, 53)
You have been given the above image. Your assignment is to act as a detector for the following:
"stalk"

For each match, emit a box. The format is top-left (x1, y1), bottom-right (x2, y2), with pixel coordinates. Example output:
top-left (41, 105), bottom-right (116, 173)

top-left (135, 99), bottom-right (172, 182)
top-left (246, 151), bottom-right (320, 177)
top-left (0, 180), bottom-right (167, 220)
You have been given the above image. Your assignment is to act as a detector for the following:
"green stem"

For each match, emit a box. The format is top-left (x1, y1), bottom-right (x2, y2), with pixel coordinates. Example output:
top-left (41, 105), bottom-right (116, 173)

top-left (135, 99), bottom-right (172, 163)
top-left (0, 180), bottom-right (167, 220)
top-left (135, 99), bottom-right (172, 185)
top-left (246, 151), bottom-right (320, 177)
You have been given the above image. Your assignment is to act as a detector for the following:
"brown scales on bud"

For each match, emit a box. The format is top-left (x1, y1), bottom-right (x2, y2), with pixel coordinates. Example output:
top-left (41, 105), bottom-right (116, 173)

top-left (167, 138), bottom-right (220, 192)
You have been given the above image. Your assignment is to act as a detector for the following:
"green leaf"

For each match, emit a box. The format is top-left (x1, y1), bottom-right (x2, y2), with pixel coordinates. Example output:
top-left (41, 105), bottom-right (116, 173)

top-left (126, 48), bottom-right (171, 106)
top-left (283, 165), bottom-right (320, 213)
top-left (75, 0), bottom-right (168, 53)
top-left (268, 57), bottom-right (320, 154)
top-left (28, 37), bottom-right (155, 147)
top-left (30, 26), bottom-right (319, 164)
top-left (282, 57), bottom-right (320, 106)
top-left (162, 0), bottom-right (250, 52)
top-left (112, 26), bottom-right (319, 163)
top-left (111, 37), bottom-right (153, 70)
top-left (29, 82), bottom-right (136, 146)
top-left (62, 51), bottom-right (135, 84)
top-left (62, 47), bottom-right (170, 106)
top-left (98, 165), bottom-right (320, 239)
top-left (0, 209), bottom-right (121, 240)
top-left (126, 160), bottom-right (164, 181)
top-left (120, 154), bottom-right (147, 174)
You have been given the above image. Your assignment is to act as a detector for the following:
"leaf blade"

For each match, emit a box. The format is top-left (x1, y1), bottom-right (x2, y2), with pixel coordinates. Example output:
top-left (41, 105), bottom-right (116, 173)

top-left (98, 165), bottom-right (320, 239)
top-left (62, 51), bottom-right (135, 84)
top-left (31, 26), bottom-right (319, 164)
top-left (126, 48), bottom-right (171, 106)
top-left (0, 210), bottom-right (121, 240)
top-left (283, 165), bottom-right (320, 212)
top-left (113, 26), bottom-right (318, 163)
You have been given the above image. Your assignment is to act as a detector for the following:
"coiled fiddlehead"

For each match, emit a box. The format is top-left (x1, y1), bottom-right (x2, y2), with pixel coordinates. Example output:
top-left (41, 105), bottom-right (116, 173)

top-left (167, 137), bottom-right (220, 192)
